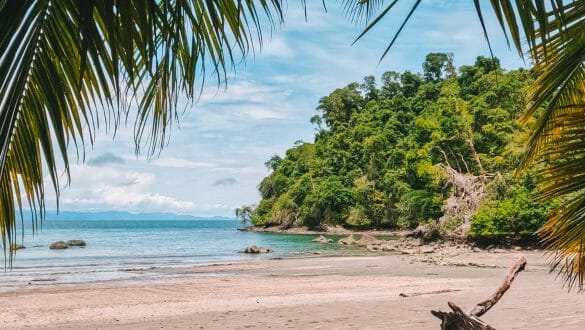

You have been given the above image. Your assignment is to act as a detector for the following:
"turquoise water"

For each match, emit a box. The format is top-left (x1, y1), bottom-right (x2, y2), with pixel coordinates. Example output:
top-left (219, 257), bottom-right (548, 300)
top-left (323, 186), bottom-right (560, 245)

top-left (1, 219), bottom-right (355, 291)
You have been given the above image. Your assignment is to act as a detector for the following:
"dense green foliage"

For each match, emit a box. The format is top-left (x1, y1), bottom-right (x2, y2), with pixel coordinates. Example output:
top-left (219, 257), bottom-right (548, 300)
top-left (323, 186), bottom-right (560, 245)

top-left (469, 177), bottom-right (548, 236)
top-left (251, 53), bottom-right (548, 233)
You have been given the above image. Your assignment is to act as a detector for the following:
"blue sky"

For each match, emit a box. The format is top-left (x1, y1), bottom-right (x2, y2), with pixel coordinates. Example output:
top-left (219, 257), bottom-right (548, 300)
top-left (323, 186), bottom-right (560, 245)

top-left (46, 1), bottom-right (527, 216)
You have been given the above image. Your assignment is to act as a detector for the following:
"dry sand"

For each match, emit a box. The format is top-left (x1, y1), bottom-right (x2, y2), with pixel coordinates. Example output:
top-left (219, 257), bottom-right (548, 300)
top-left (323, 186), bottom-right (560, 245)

top-left (0, 251), bottom-right (584, 329)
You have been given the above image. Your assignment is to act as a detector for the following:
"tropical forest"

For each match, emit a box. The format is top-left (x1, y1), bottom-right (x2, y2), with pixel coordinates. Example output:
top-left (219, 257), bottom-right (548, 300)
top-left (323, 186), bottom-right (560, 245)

top-left (251, 53), bottom-right (551, 238)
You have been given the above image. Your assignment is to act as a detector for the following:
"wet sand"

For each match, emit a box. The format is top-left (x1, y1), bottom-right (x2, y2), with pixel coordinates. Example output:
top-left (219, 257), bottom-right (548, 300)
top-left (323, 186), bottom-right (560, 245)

top-left (0, 251), bottom-right (583, 329)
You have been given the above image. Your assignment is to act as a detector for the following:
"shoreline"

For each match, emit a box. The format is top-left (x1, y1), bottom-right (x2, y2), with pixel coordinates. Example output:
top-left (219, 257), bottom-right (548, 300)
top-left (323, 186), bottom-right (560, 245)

top-left (1, 229), bottom-right (542, 296)
top-left (1, 250), bottom-right (584, 329)
top-left (240, 224), bottom-right (410, 237)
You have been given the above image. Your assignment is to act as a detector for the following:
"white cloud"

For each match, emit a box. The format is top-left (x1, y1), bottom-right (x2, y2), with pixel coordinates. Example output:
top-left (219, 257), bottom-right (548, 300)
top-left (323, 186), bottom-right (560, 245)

top-left (259, 36), bottom-right (294, 59)
top-left (90, 186), bottom-right (194, 211)
top-left (198, 80), bottom-right (291, 105)
top-left (150, 157), bottom-right (215, 169)
top-left (56, 164), bottom-right (195, 213)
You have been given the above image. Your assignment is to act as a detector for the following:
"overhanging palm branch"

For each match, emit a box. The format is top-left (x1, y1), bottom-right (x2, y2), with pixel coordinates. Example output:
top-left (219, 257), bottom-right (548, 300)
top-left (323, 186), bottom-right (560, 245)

top-left (348, 0), bottom-right (585, 290)
top-left (0, 0), bottom-right (284, 263)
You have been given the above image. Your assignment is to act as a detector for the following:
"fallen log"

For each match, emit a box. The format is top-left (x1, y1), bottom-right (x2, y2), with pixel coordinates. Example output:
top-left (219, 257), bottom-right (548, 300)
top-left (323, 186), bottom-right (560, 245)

top-left (431, 255), bottom-right (527, 329)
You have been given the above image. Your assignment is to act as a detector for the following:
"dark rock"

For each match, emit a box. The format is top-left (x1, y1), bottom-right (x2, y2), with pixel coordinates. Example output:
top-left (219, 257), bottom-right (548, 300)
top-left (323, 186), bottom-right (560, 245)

top-left (408, 225), bottom-right (441, 243)
top-left (244, 245), bottom-right (272, 254)
top-left (50, 241), bottom-right (69, 249)
top-left (67, 240), bottom-right (86, 247)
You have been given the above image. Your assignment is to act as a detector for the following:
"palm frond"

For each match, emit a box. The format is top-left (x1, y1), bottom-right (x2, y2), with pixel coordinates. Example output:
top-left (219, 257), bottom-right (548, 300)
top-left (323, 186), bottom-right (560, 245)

top-left (516, 1), bottom-right (585, 291)
top-left (0, 0), bottom-right (284, 262)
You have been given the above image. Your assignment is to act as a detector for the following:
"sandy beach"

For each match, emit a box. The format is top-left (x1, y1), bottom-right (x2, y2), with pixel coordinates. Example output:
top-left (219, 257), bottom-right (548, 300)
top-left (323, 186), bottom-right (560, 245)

top-left (1, 250), bottom-right (584, 329)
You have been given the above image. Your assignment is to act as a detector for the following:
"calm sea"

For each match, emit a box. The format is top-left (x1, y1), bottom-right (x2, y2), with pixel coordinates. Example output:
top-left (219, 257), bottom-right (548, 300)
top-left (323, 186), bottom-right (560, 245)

top-left (1, 219), bottom-right (355, 292)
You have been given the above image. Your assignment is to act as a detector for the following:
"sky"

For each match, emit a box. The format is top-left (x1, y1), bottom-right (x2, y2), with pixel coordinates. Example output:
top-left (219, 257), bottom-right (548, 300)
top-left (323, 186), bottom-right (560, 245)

top-left (45, 0), bottom-right (527, 217)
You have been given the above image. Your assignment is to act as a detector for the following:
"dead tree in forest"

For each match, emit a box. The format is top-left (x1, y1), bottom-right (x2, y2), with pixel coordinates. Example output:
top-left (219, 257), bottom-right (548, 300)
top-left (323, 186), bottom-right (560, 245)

top-left (437, 163), bottom-right (487, 239)
top-left (431, 256), bottom-right (527, 329)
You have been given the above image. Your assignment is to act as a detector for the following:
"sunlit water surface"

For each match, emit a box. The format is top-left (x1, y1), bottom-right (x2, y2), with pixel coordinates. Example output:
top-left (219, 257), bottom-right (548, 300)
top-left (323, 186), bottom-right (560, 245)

top-left (1, 220), bottom-right (362, 291)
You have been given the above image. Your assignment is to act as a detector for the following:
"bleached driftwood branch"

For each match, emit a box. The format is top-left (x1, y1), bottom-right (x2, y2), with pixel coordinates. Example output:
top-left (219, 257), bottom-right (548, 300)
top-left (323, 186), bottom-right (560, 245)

top-left (431, 256), bottom-right (527, 329)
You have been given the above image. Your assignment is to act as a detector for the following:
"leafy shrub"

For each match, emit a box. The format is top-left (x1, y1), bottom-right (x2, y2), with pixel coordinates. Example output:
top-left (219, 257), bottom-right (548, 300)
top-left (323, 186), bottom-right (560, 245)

top-left (470, 186), bottom-right (548, 236)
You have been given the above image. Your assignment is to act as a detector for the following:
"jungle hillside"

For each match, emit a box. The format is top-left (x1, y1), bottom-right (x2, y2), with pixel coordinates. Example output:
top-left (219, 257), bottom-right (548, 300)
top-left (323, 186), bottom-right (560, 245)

top-left (247, 53), bottom-right (551, 238)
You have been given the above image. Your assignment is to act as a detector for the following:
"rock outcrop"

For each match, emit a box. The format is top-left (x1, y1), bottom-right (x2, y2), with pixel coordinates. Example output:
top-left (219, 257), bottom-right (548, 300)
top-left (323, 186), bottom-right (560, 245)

top-left (244, 245), bottom-right (272, 254)
top-left (338, 234), bottom-right (357, 245)
top-left (357, 234), bottom-right (383, 247)
top-left (67, 240), bottom-right (86, 247)
top-left (312, 235), bottom-right (333, 243)
top-left (49, 241), bottom-right (69, 249)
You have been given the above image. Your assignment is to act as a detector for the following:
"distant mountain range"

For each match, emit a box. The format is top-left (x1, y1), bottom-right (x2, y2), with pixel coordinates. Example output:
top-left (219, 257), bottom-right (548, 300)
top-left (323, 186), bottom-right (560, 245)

top-left (21, 210), bottom-right (234, 221)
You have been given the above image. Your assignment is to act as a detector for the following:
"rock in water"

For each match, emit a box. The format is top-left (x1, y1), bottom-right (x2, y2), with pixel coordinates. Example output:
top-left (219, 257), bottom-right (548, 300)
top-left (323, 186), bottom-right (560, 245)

top-left (244, 245), bottom-right (272, 254)
top-left (357, 234), bottom-right (382, 247)
top-left (67, 240), bottom-right (86, 247)
top-left (338, 234), bottom-right (357, 245)
top-left (50, 241), bottom-right (69, 249)
top-left (312, 235), bottom-right (333, 243)
top-left (10, 244), bottom-right (25, 251)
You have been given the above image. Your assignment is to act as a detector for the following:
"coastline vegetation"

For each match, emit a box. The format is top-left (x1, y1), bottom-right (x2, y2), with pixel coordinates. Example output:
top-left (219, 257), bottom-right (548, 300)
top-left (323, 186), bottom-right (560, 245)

top-left (247, 54), bottom-right (553, 238)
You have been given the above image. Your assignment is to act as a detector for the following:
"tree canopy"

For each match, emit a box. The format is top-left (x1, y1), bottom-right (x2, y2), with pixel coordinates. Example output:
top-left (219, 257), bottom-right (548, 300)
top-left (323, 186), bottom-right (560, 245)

top-left (252, 54), bottom-right (550, 238)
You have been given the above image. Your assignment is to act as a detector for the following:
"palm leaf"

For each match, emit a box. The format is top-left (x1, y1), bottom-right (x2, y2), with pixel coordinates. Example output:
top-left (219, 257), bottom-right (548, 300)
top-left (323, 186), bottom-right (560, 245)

top-left (0, 0), bottom-right (284, 262)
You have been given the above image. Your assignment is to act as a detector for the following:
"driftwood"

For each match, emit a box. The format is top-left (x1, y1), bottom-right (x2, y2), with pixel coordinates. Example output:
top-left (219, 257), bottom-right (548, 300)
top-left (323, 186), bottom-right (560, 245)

top-left (431, 256), bottom-right (527, 329)
top-left (399, 289), bottom-right (461, 298)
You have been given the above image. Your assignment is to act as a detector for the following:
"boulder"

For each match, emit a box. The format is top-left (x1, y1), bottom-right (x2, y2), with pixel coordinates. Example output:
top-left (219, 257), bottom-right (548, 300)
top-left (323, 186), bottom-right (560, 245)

top-left (312, 235), bottom-right (333, 244)
top-left (338, 234), bottom-right (357, 245)
top-left (401, 248), bottom-right (417, 255)
top-left (10, 244), bottom-right (25, 251)
top-left (409, 239), bottom-right (422, 247)
top-left (420, 246), bottom-right (435, 254)
top-left (381, 243), bottom-right (398, 252)
top-left (357, 234), bottom-right (383, 247)
top-left (50, 241), bottom-right (69, 249)
top-left (244, 245), bottom-right (272, 254)
top-left (67, 240), bottom-right (86, 247)
top-left (366, 244), bottom-right (382, 252)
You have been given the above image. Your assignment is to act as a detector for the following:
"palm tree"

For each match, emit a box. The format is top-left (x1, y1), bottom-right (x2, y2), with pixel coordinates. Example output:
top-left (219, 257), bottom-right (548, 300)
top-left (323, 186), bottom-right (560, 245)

top-left (0, 0), bottom-right (285, 260)
top-left (349, 0), bottom-right (585, 290)
top-left (235, 205), bottom-right (255, 224)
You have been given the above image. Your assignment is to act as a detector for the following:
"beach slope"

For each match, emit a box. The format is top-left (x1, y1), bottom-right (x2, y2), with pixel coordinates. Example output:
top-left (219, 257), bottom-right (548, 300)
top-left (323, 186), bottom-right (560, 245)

top-left (1, 251), bottom-right (584, 329)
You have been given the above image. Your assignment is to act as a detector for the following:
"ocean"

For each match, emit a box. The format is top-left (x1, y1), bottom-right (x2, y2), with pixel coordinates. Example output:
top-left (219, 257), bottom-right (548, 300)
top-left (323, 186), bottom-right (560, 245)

top-left (1, 219), bottom-right (356, 292)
